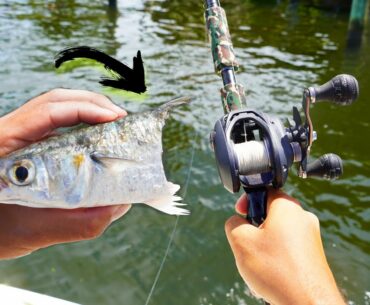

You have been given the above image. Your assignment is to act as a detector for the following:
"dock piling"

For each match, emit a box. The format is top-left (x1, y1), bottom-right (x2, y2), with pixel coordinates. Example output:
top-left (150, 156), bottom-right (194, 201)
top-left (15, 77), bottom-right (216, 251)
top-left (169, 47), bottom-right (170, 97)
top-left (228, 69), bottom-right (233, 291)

top-left (108, 0), bottom-right (117, 8)
top-left (347, 0), bottom-right (369, 49)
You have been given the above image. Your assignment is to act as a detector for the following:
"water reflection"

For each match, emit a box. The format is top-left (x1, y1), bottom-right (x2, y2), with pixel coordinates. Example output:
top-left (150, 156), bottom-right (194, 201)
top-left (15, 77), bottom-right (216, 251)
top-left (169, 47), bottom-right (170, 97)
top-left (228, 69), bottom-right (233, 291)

top-left (15, 0), bottom-right (120, 65)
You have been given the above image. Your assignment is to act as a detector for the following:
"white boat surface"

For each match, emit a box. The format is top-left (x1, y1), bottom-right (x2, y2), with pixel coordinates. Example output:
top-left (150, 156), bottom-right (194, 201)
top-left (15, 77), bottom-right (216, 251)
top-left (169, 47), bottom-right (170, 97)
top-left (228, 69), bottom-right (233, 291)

top-left (0, 284), bottom-right (81, 305)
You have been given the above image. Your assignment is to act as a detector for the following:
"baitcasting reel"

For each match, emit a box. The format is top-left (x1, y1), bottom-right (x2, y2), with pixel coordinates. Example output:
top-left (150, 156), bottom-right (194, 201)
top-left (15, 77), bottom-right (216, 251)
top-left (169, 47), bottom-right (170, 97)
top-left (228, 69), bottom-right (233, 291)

top-left (210, 74), bottom-right (359, 225)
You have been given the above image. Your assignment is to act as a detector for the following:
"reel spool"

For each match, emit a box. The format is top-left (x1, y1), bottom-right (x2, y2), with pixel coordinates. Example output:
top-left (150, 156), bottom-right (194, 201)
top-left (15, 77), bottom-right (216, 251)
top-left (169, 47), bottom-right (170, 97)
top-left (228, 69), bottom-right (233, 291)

top-left (210, 109), bottom-right (292, 193)
top-left (210, 74), bottom-right (359, 225)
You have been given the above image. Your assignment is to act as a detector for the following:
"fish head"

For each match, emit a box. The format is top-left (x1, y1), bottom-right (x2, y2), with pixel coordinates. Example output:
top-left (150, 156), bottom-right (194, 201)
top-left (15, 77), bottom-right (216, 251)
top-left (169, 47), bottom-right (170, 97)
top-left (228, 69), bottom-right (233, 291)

top-left (0, 154), bottom-right (50, 207)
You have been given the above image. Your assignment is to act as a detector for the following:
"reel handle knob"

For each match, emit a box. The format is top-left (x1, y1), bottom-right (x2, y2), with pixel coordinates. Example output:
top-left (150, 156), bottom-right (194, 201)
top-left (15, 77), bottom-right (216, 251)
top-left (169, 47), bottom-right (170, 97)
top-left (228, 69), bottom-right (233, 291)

top-left (307, 154), bottom-right (343, 180)
top-left (310, 74), bottom-right (359, 105)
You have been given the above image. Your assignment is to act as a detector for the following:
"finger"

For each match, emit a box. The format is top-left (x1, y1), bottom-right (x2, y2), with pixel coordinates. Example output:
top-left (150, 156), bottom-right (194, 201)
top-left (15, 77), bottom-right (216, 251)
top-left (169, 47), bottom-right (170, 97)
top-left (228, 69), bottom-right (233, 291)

top-left (46, 89), bottom-right (126, 117)
top-left (49, 206), bottom-right (120, 242)
top-left (266, 188), bottom-right (301, 214)
top-left (0, 96), bottom-right (125, 157)
top-left (1, 204), bottom-right (128, 248)
top-left (111, 204), bottom-right (132, 222)
top-left (235, 193), bottom-right (248, 216)
top-left (48, 101), bottom-right (120, 127)
top-left (225, 215), bottom-right (258, 248)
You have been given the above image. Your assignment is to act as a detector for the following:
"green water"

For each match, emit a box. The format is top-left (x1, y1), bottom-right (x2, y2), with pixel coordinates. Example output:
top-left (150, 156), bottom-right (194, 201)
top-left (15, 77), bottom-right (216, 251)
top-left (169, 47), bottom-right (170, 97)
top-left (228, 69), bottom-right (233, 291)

top-left (0, 0), bottom-right (369, 304)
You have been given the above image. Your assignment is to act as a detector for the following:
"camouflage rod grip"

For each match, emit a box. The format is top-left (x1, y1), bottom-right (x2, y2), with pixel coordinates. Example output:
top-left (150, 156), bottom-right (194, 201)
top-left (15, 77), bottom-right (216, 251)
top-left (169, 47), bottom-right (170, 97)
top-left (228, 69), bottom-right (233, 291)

top-left (205, 1), bottom-right (246, 112)
top-left (221, 83), bottom-right (246, 112)
top-left (205, 5), bottom-right (239, 73)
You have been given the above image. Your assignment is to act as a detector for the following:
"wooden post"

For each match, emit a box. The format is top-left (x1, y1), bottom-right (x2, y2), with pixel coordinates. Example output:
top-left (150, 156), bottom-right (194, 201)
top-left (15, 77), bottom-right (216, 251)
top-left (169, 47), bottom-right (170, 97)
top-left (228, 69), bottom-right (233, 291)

top-left (347, 0), bottom-right (369, 48)
top-left (108, 0), bottom-right (117, 8)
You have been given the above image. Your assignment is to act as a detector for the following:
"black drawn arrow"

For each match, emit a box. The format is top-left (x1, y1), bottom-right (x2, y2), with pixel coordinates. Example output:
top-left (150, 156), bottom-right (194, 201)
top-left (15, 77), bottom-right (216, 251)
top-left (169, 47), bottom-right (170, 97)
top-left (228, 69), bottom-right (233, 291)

top-left (55, 46), bottom-right (146, 94)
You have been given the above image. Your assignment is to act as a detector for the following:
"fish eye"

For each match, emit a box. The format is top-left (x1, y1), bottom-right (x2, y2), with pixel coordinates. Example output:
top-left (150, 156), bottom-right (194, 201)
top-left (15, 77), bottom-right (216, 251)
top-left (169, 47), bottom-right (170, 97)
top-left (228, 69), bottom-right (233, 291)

top-left (8, 160), bottom-right (36, 186)
top-left (15, 166), bottom-right (28, 182)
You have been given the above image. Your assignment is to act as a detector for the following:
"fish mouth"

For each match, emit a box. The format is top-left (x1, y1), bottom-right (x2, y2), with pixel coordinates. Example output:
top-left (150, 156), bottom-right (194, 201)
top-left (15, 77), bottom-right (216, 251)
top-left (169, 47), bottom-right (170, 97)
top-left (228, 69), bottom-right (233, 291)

top-left (0, 195), bottom-right (44, 208)
top-left (0, 198), bottom-right (29, 205)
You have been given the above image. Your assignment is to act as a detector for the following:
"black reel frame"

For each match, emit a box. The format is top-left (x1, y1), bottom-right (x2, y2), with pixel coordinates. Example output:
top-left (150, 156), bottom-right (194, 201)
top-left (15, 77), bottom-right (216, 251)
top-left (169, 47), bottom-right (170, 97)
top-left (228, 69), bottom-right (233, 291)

top-left (211, 75), bottom-right (359, 226)
top-left (211, 109), bottom-right (293, 226)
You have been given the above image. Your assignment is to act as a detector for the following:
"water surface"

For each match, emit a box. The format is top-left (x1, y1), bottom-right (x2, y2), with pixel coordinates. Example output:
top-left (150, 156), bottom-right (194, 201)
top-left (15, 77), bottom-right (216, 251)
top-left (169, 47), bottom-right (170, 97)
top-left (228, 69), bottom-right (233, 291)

top-left (0, 1), bottom-right (369, 304)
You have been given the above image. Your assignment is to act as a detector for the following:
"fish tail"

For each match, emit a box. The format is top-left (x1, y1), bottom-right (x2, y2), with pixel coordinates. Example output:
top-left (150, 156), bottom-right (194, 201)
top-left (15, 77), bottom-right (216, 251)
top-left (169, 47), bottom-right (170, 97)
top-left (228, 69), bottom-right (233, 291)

top-left (144, 182), bottom-right (189, 216)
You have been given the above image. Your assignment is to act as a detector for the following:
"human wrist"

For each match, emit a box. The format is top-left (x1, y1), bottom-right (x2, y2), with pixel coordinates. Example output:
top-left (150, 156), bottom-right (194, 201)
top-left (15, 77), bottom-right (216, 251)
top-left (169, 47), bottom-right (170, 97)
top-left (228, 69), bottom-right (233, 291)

top-left (281, 268), bottom-right (345, 305)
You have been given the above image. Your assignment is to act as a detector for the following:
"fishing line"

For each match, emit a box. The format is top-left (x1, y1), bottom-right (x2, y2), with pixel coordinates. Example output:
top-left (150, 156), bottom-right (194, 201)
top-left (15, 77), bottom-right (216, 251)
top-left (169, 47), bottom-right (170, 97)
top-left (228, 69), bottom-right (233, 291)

top-left (144, 136), bottom-right (197, 305)
top-left (234, 141), bottom-right (270, 175)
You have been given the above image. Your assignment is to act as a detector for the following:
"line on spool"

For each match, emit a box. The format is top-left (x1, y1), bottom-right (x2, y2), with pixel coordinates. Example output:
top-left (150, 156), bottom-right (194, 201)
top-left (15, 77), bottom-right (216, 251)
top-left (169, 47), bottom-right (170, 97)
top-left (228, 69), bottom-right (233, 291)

top-left (233, 140), bottom-right (270, 176)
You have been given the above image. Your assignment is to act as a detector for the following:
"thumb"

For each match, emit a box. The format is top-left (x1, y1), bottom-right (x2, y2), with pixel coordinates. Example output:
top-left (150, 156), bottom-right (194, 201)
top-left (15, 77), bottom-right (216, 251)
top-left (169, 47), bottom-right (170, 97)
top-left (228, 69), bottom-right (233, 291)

top-left (235, 193), bottom-right (248, 216)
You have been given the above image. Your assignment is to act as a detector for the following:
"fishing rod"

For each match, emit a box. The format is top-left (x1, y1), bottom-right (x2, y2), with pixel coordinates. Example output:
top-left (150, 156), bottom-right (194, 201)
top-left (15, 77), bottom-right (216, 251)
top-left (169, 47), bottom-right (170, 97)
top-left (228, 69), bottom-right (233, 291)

top-left (205, 2), bottom-right (359, 303)
top-left (204, 1), bottom-right (359, 239)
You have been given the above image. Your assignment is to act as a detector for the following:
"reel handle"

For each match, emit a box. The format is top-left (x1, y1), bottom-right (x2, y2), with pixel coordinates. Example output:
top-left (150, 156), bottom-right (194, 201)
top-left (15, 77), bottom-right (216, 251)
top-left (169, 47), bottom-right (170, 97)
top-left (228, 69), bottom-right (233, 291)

top-left (307, 154), bottom-right (343, 180)
top-left (309, 74), bottom-right (359, 105)
top-left (244, 187), bottom-right (267, 227)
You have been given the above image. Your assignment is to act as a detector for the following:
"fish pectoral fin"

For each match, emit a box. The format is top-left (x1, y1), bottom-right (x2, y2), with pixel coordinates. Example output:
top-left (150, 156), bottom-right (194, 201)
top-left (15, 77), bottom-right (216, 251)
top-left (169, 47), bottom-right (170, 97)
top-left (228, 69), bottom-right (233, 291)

top-left (144, 182), bottom-right (189, 216)
top-left (90, 152), bottom-right (139, 169)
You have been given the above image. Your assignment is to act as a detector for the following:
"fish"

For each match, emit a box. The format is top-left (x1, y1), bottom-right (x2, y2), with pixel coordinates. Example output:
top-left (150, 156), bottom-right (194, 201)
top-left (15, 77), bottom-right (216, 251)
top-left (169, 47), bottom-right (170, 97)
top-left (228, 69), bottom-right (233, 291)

top-left (0, 97), bottom-right (190, 216)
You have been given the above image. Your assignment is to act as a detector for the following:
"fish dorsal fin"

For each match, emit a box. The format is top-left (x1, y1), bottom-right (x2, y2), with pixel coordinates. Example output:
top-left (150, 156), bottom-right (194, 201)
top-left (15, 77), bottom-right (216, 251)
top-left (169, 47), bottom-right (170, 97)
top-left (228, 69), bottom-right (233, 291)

top-left (153, 96), bottom-right (191, 119)
top-left (90, 152), bottom-right (139, 169)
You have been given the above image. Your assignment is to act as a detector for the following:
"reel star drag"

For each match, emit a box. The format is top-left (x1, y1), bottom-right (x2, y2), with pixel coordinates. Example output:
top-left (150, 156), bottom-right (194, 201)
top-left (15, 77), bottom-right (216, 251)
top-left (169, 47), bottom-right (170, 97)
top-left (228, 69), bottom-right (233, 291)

top-left (204, 0), bottom-right (359, 226)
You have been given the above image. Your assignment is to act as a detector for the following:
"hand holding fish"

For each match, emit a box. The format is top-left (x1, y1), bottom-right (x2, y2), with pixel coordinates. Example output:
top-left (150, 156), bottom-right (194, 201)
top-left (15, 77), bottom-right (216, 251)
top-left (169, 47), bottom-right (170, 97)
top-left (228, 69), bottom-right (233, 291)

top-left (0, 88), bottom-right (126, 157)
top-left (0, 89), bottom-right (130, 259)
top-left (225, 189), bottom-right (346, 305)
